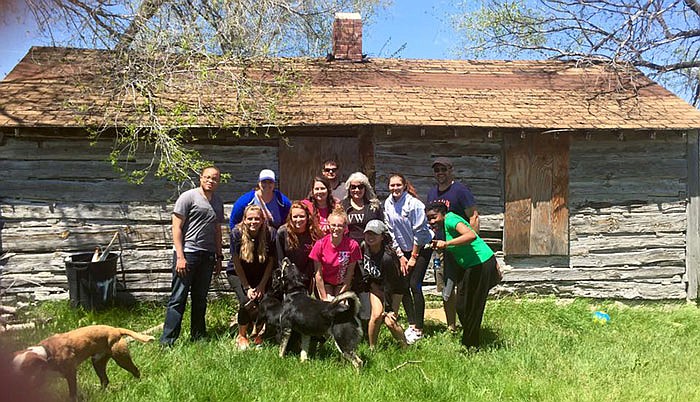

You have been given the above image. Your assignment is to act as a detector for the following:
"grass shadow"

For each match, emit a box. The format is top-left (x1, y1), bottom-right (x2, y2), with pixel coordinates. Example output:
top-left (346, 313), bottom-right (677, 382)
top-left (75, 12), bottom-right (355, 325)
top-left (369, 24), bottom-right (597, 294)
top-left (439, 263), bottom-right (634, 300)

top-left (479, 326), bottom-right (505, 350)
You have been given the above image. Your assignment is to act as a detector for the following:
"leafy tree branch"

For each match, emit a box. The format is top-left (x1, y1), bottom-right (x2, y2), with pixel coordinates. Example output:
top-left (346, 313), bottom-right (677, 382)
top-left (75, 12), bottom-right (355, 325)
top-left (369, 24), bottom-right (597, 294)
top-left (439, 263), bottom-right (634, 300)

top-left (16, 0), bottom-right (388, 186)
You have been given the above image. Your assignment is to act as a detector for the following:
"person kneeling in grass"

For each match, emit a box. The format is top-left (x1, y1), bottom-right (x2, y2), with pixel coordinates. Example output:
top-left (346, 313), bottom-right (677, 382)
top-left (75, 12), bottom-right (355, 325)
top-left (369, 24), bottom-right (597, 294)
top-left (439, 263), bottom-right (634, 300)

top-left (426, 202), bottom-right (500, 349)
top-left (361, 219), bottom-right (408, 349)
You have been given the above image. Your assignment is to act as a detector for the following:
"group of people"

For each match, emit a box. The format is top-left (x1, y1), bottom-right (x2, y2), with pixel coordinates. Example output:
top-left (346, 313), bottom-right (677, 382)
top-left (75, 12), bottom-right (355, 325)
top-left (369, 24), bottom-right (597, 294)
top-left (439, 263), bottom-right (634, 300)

top-left (159, 158), bottom-right (501, 352)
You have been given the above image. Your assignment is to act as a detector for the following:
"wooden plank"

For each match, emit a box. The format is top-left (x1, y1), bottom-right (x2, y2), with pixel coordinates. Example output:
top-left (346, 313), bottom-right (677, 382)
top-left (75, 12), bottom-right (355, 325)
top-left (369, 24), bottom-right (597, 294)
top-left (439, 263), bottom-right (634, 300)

top-left (551, 134), bottom-right (570, 255)
top-left (570, 248), bottom-right (686, 267)
top-left (1, 203), bottom-right (176, 222)
top-left (529, 134), bottom-right (554, 254)
top-left (687, 130), bottom-right (700, 300)
top-left (569, 180), bottom-right (685, 198)
top-left (570, 212), bottom-right (687, 235)
top-left (569, 158), bottom-right (687, 180)
top-left (504, 133), bottom-right (531, 255)
top-left (570, 131), bottom-right (687, 151)
top-left (502, 266), bottom-right (685, 281)
top-left (0, 136), bottom-right (277, 204)
top-left (495, 281), bottom-right (686, 300)
top-left (2, 224), bottom-right (173, 252)
top-left (572, 201), bottom-right (687, 215)
top-left (278, 135), bottom-right (360, 201)
top-left (570, 233), bottom-right (686, 254)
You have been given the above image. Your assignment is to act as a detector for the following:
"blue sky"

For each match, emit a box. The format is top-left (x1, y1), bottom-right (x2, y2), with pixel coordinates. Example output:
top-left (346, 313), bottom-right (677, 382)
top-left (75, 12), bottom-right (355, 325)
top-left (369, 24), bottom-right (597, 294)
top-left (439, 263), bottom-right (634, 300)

top-left (0, 0), bottom-right (461, 80)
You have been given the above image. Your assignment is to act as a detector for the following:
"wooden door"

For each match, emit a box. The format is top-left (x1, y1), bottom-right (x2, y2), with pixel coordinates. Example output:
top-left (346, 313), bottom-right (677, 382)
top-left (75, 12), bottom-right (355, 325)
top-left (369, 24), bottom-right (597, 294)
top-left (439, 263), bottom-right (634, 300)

top-left (504, 133), bottom-right (569, 255)
top-left (278, 135), bottom-right (360, 201)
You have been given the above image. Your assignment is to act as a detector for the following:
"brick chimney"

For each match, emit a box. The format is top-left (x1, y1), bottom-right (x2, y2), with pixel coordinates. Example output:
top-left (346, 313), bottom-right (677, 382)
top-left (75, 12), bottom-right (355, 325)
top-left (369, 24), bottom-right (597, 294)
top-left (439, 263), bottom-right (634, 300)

top-left (332, 13), bottom-right (363, 62)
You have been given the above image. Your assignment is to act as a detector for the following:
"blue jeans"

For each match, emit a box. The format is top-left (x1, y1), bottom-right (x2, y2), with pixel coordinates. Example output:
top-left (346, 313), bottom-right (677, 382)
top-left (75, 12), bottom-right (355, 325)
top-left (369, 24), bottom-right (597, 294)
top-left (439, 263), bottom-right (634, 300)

top-left (160, 251), bottom-right (215, 345)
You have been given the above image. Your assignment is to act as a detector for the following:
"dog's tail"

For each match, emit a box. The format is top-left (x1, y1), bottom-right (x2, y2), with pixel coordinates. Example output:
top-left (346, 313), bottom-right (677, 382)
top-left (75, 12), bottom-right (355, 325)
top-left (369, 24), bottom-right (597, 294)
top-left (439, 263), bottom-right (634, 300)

top-left (118, 328), bottom-right (156, 343)
top-left (330, 291), bottom-right (361, 316)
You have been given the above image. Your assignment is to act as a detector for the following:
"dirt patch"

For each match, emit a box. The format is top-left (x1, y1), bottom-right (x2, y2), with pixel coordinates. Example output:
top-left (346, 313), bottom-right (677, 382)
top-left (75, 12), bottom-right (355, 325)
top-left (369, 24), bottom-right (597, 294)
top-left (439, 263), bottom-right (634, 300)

top-left (424, 308), bottom-right (446, 324)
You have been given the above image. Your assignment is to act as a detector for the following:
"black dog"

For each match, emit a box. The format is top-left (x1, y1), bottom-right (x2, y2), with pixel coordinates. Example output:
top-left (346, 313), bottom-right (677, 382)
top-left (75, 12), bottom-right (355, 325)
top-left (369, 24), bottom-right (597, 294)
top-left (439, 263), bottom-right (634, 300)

top-left (257, 268), bottom-right (285, 341)
top-left (277, 257), bottom-right (363, 369)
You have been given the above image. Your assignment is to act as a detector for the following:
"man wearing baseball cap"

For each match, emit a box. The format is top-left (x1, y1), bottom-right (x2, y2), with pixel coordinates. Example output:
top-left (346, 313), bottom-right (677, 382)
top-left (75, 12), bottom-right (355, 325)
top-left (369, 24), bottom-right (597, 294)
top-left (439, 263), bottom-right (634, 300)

top-left (427, 157), bottom-right (480, 333)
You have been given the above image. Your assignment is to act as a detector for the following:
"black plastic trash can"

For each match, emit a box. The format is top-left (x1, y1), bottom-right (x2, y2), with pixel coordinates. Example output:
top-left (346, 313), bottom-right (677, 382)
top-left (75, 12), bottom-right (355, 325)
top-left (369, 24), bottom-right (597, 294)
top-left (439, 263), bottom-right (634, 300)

top-left (64, 252), bottom-right (119, 310)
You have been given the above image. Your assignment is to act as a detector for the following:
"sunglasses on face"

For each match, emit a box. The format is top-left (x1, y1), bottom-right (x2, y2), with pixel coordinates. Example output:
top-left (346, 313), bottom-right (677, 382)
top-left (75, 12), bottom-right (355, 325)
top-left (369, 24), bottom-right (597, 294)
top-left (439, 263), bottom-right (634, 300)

top-left (349, 184), bottom-right (365, 190)
top-left (433, 167), bottom-right (449, 173)
top-left (324, 167), bottom-right (337, 173)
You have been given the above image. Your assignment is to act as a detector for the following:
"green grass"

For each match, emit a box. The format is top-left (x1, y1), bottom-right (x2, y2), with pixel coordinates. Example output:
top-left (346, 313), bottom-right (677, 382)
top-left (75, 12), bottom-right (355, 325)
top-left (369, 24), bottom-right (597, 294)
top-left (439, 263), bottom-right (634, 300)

top-left (3, 296), bottom-right (700, 401)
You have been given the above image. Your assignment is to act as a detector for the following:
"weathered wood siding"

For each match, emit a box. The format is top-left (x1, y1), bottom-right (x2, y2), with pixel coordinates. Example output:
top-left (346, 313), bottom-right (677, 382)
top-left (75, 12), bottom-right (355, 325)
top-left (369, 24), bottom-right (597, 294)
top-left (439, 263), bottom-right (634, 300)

top-left (504, 133), bottom-right (569, 255)
top-left (500, 131), bottom-right (688, 299)
top-left (0, 132), bottom-right (277, 303)
top-left (687, 130), bottom-right (700, 299)
top-left (374, 126), bottom-right (505, 248)
top-left (1, 128), bottom-right (693, 303)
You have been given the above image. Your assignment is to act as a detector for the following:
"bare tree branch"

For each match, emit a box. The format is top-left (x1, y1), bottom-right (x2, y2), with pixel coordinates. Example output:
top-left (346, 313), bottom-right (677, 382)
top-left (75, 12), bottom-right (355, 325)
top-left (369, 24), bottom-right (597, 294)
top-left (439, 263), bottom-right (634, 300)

top-left (455, 0), bottom-right (700, 106)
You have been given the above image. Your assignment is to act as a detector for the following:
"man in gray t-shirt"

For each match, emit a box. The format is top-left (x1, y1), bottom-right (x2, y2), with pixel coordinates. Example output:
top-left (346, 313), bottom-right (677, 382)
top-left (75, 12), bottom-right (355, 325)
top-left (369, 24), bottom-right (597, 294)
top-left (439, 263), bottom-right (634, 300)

top-left (161, 166), bottom-right (225, 346)
top-left (174, 188), bottom-right (223, 253)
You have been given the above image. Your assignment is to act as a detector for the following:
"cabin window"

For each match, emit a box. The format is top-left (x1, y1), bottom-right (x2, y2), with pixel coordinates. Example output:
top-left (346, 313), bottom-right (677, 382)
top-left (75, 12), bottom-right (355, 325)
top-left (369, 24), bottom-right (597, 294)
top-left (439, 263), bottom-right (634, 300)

top-left (504, 133), bottom-right (570, 255)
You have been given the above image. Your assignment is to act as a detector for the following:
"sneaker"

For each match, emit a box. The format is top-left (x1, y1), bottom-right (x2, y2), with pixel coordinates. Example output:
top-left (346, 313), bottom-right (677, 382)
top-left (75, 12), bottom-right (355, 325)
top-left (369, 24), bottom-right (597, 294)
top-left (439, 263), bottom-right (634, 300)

top-left (236, 335), bottom-right (250, 351)
top-left (405, 327), bottom-right (423, 345)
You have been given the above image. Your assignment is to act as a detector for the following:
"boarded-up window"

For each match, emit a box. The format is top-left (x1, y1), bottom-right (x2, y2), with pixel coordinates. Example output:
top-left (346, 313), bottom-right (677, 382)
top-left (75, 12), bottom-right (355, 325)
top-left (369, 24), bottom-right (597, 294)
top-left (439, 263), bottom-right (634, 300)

top-left (504, 133), bottom-right (569, 255)
top-left (278, 135), bottom-right (360, 201)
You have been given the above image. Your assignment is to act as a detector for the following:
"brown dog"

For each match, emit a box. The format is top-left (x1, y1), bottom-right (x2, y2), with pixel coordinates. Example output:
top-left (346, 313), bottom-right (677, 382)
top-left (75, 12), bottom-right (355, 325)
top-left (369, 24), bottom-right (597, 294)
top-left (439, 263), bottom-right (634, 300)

top-left (12, 325), bottom-right (154, 400)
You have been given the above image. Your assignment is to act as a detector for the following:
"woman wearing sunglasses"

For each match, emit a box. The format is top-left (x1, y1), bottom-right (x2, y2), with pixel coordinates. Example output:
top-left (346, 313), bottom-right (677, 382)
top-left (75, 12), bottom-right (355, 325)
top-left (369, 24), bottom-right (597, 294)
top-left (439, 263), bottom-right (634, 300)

top-left (340, 172), bottom-right (384, 323)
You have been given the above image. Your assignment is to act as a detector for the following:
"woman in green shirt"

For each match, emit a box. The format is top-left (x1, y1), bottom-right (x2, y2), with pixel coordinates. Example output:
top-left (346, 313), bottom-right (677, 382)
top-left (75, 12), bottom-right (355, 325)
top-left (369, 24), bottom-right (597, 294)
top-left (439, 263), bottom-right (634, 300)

top-left (426, 202), bottom-right (501, 349)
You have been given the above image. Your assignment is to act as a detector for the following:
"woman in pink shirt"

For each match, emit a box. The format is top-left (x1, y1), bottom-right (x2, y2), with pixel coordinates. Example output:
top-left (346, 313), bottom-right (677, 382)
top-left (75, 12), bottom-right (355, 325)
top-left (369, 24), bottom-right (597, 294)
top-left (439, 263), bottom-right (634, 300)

top-left (301, 176), bottom-right (336, 235)
top-left (310, 209), bottom-right (362, 301)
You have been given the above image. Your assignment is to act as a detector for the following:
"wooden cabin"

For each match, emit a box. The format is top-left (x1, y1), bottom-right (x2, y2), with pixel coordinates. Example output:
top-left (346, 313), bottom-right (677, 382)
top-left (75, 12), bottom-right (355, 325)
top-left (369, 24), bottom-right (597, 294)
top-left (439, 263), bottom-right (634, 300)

top-left (1, 15), bottom-right (699, 303)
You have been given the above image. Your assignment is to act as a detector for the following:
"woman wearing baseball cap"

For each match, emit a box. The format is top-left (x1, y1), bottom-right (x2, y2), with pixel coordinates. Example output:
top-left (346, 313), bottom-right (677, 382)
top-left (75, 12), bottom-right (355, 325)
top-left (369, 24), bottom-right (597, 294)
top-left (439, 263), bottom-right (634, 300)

top-left (362, 219), bottom-right (409, 349)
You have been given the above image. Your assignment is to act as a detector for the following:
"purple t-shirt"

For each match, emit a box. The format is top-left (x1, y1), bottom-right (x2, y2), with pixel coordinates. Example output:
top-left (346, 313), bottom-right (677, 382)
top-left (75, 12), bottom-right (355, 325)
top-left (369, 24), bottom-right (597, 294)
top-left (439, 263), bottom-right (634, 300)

top-left (309, 235), bottom-right (361, 286)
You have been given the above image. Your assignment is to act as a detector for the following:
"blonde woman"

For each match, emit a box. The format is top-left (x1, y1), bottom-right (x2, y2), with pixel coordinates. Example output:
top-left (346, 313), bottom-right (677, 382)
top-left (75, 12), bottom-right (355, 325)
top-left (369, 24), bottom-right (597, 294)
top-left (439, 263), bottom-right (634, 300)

top-left (340, 172), bottom-right (383, 244)
top-left (310, 209), bottom-right (362, 301)
top-left (340, 171), bottom-right (384, 321)
top-left (227, 205), bottom-right (276, 350)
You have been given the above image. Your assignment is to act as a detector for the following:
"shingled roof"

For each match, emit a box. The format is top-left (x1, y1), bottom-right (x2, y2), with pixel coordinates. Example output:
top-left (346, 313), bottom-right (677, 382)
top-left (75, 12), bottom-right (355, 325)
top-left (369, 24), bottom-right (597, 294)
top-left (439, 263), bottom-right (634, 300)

top-left (1, 46), bottom-right (699, 130)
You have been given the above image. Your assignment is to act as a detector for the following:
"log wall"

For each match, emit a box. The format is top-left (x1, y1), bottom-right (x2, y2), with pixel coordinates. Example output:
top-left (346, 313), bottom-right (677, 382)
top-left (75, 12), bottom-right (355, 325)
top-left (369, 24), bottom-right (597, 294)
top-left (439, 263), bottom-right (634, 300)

top-left (499, 131), bottom-right (689, 299)
top-left (0, 132), bottom-right (277, 303)
top-left (0, 128), bottom-right (694, 303)
top-left (373, 126), bottom-right (504, 244)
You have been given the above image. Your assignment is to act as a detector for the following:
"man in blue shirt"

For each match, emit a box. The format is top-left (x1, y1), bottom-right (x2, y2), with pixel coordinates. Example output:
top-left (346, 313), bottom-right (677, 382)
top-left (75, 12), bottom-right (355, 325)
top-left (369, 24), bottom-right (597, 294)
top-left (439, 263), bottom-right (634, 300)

top-left (426, 157), bottom-right (480, 332)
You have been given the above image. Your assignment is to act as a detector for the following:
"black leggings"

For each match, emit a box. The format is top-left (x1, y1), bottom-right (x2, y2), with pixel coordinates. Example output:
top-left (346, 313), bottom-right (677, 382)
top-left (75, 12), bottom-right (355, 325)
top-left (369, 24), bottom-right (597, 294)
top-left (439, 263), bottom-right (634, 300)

top-left (227, 273), bottom-right (256, 326)
top-left (401, 248), bottom-right (431, 329)
top-left (455, 256), bottom-right (499, 348)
